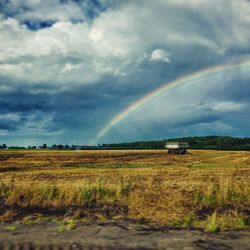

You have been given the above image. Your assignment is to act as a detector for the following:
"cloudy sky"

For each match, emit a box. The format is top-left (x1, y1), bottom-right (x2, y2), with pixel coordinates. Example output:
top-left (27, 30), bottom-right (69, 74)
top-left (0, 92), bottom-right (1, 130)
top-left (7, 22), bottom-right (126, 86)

top-left (0, 0), bottom-right (250, 146)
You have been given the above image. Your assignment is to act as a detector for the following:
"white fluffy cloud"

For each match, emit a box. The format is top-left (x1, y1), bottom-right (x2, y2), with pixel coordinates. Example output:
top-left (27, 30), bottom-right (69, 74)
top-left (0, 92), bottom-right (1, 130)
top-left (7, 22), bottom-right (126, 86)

top-left (1, 0), bottom-right (250, 88)
top-left (201, 102), bottom-right (247, 112)
top-left (149, 49), bottom-right (171, 63)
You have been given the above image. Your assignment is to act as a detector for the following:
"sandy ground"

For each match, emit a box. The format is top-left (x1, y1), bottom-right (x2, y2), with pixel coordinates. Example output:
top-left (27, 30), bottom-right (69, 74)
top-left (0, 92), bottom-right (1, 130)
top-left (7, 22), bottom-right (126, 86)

top-left (0, 221), bottom-right (250, 250)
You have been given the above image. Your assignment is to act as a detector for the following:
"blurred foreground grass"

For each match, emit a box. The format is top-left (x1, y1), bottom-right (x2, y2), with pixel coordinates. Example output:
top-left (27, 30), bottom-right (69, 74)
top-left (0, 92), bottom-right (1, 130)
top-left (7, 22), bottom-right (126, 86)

top-left (0, 149), bottom-right (250, 231)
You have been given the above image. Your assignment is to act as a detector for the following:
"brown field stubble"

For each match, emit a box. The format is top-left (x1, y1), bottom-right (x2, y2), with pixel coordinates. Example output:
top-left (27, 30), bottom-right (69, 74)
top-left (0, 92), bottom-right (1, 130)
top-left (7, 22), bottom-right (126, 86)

top-left (0, 150), bottom-right (250, 230)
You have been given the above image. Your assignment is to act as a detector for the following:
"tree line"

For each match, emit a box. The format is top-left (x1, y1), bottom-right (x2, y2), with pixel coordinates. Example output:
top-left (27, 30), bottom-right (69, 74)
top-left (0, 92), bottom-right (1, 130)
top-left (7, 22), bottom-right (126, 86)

top-left (1, 136), bottom-right (250, 150)
top-left (99, 136), bottom-right (250, 150)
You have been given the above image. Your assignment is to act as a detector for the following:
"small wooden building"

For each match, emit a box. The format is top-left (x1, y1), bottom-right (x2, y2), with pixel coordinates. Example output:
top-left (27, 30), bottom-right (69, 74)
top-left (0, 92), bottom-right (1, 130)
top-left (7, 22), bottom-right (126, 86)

top-left (165, 142), bottom-right (189, 155)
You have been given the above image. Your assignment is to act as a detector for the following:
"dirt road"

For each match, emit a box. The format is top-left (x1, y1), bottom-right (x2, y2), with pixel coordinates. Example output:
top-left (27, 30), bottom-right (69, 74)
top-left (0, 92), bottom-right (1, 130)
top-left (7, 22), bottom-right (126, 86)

top-left (0, 221), bottom-right (250, 250)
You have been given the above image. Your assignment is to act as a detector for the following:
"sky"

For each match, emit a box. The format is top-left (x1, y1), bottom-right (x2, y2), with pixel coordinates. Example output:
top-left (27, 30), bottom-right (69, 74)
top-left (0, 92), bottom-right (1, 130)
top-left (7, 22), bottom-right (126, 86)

top-left (0, 0), bottom-right (250, 146)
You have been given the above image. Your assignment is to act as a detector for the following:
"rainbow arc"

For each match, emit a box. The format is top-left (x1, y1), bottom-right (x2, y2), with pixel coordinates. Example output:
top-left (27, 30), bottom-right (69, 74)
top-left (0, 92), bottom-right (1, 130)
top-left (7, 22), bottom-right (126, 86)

top-left (95, 58), bottom-right (250, 143)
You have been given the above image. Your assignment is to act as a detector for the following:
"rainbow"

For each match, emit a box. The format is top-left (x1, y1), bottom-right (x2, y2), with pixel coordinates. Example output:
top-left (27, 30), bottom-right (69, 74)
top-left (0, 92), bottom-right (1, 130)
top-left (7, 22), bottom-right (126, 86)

top-left (95, 58), bottom-right (250, 143)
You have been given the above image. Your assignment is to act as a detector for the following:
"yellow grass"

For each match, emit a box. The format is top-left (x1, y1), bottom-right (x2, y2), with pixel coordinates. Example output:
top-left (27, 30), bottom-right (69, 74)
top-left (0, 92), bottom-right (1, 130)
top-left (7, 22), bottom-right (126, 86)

top-left (0, 149), bottom-right (250, 230)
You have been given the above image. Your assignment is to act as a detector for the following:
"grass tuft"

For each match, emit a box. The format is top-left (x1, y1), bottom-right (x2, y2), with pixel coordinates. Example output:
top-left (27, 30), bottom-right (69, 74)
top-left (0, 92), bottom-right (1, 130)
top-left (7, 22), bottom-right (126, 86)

top-left (205, 211), bottom-right (219, 232)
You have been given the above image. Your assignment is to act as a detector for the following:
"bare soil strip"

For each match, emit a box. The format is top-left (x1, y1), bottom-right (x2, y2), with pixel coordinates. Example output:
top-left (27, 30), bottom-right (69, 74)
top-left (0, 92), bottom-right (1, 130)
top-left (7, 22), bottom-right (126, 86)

top-left (0, 222), bottom-right (250, 250)
top-left (0, 195), bottom-right (128, 222)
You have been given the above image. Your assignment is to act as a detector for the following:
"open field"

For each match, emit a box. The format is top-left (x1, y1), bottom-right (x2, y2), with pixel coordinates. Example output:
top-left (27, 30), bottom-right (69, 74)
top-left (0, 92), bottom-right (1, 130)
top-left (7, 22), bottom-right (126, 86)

top-left (0, 149), bottom-right (250, 232)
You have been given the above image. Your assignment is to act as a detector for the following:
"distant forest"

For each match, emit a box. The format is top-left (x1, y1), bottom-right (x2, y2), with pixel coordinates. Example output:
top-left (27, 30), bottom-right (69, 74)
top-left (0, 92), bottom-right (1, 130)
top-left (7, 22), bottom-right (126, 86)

top-left (1, 136), bottom-right (250, 150)
top-left (100, 136), bottom-right (250, 150)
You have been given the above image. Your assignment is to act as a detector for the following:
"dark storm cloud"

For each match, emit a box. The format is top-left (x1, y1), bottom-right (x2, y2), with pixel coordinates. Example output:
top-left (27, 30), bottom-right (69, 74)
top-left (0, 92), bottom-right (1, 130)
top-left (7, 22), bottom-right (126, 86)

top-left (0, 79), bottom-right (126, 141)
top-left (0, 120), bottom-right (17, 131)
top-left (0, 91), bottom-right (52, 112)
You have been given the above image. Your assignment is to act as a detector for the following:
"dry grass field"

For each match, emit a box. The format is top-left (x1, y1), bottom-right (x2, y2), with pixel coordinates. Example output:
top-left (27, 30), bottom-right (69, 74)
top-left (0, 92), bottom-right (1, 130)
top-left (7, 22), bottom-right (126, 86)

top-left (0, 149), bottom-right (250, 231)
